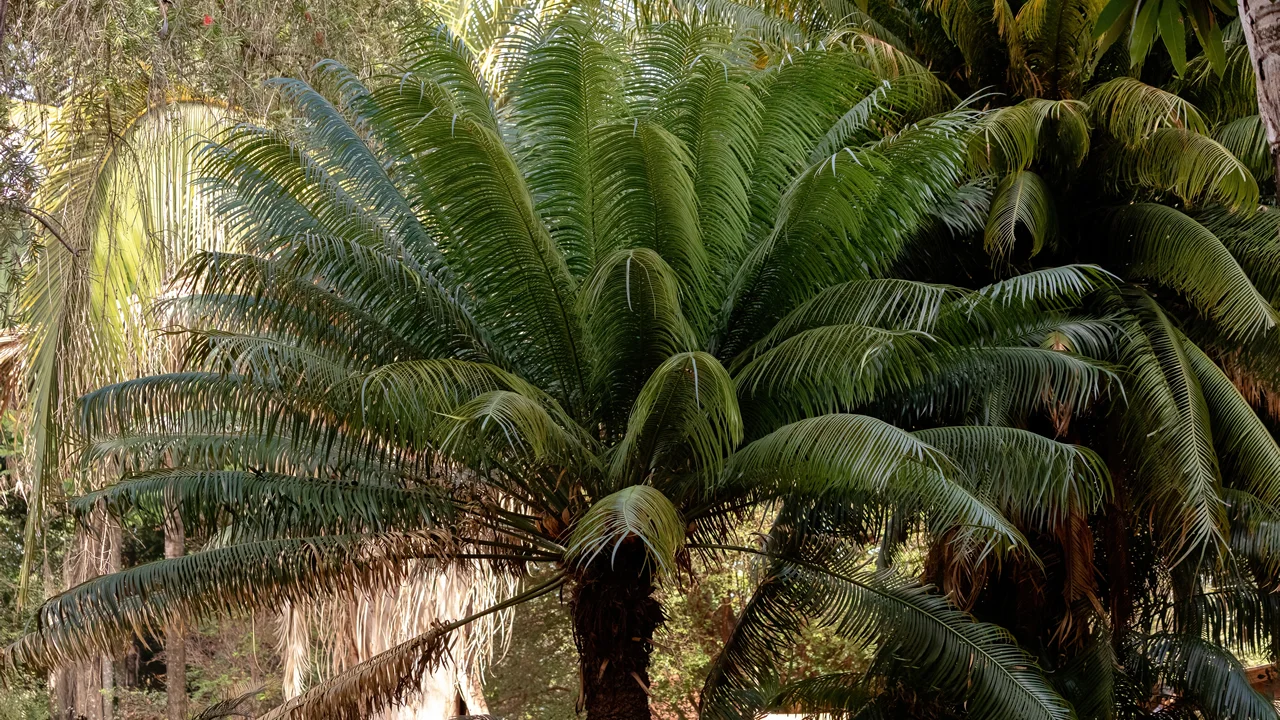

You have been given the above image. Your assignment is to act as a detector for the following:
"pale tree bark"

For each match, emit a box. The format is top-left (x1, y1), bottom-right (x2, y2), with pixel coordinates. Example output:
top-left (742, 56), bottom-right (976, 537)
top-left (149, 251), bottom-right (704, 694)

top-left (164, 499), bottom-right (187, 720)
top-left (1239, 0), bottom-right (1280, 183)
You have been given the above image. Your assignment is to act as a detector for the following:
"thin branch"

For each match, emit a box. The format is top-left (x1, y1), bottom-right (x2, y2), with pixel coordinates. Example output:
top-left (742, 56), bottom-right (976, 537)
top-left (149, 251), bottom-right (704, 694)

top-left (10, 205), bottom-right (78, 256)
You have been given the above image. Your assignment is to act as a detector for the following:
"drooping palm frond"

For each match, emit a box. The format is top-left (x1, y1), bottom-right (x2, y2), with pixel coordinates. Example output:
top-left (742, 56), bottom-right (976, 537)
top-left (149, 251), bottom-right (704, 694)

top-left (1119, 291), bottom-right (1227, 564)
top-left (6, 531), bottom-right (479, 670)
top-left (1127, 632), bottom-right (1278, 720)
top-left (984, 170), bottom-right (1055, 262)
top-left (723, 414), bottom-right (1024, 551)
top-left (912, 426), bottom-right (1109, 529)
top-left (1103, 204), bottom-right (1278, 341)
top-left (1118, 128), bottom-right (1259, 210)
top-left (701, 528), bottom-right (1070, 720)
top-left (566, 485), bottom-right (685, 576)
top-left (611, 351), bottom-right (742, 486)
top-left (71, 469), bottom-right (454, 540)
top-left (1085, 77), bottom-right (1208, 145)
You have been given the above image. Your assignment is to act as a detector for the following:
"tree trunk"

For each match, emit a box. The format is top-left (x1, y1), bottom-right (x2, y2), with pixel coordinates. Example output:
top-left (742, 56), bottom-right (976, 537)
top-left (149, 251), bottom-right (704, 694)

top-left (164, 500), bottom-right (186, 720)
top-left (53, 515), bottom-right (121, 720)
top-left (1239, 0), bottom-right (1280, 184)
top-left (570, 546), bottom-right (661, 720)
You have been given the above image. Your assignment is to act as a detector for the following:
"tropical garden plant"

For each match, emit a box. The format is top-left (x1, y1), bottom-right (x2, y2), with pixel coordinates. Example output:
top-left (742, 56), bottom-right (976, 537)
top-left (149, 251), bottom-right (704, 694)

top-left (5, 4), bottom-right (1280, 720)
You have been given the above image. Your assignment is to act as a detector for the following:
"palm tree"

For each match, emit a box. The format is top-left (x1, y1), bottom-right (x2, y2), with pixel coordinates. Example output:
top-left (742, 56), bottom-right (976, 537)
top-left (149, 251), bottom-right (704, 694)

top-left (727, 0), bottom-right (1280, 716)
top-left (3, 9), bottom-right (1277, 720)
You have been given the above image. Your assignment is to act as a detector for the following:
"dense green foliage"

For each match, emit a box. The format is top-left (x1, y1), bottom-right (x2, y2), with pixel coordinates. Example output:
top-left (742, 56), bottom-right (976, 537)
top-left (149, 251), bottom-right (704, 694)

top-left (6, 0), bottom-right (1280, 717)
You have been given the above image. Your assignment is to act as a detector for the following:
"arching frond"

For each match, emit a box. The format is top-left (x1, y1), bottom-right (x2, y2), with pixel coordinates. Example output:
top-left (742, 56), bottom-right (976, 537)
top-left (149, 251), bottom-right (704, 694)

top-left (749, 279), bottom-right (961, 354)
top-left (984, 170), bottom-right (1055, 262)
top-left (579, 248), bottom-right (697, 417)
top-left (566, 485), bottom-right (685, 576)
top-left (1184, 341), bottom-right (1280, 512)
top-left (702, 534), bottom-right (1068, 720)
top-left (724, 113), bottom-right (973, 354)
top-left (72, 469), bottom-right (452, 539)
top-left (1215, 115), bottom-right (1273, 182)
top-left (590, 120), bottom-right (710, 323)
top-left (5, 532), bottom-right (474, 670)
top-left (507, 16), bottom-right (626, 278)
top-left (1120, 128), bottom-right (1259, 210)
top-left (611, 351), bottom-right (742, 486)
top-left (1085, 77), bottom-right (1208, 145)
top-left (723, 414), bottom-right (1023, 550)
top-left (1103, 204), bottom-right (1277, 340)
top-left (1120, 291), bottom-right (1227, 563)
top-left (368, 74), bottom-right (586, 407)
top-left (1128, 633), bottom-right (1278, 720)
top-left (913, 426), bottom-right (1109, 529)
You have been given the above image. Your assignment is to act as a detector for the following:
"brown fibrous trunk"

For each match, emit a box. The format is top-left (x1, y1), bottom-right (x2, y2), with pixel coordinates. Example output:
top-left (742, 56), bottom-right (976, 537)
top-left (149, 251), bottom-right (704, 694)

top-left (570, 543), bottom-right (662, 720)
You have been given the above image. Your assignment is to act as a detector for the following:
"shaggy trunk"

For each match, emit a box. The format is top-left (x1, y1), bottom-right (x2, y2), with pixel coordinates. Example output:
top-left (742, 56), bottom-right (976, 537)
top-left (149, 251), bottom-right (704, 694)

top-left (164, 500), bottom-right (186, 720)
top-left (571, 546), bottom-right (661, 720)
top-left (1239, 0), bottom-right (1280, 183)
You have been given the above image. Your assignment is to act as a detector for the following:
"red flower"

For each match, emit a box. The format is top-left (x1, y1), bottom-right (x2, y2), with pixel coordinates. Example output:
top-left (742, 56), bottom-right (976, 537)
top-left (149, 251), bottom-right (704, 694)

top-left (203, 14), bottom-right (213, 25)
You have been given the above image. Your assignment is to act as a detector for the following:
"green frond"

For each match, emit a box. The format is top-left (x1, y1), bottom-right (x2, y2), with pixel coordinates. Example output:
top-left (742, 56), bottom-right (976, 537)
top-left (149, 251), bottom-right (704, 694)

top-left (1121, 128), bottom-right (1259, 209)
top-left (1215, 115), bottom-right (1273, 182)
top-left (984, 170), bottom-right (1056, 262)
top-left (1226, 488), bottom-right (1280, 571)
top-left (769, 672), bottom-right (877, 717)
top-left (808, 73), bottom-right (953, 162)
top-left (1120, 291), bottom-right (1227, 563)
top-left (566, 485), bottom-right (685, 576)
top-left (723, 414), bottom-right (1024, 550)
top-left (651, 60), bottom-right (760, 300)
top-left (400, 24), bottom-right (500, 130)
top-left (1177, 44), bottom-right (1260, 123)
top-left (743, 52), bottom-right (879, 240)
top-left (578, 248), bottom-right (697, 416)
top-left (1129, 633), bottom-right (1278, 720)
top-left (725, 112), bottom-right (974, 354)
top-left (1012, 0), bottom-right (1101, 98)
top-left (611, 351), bottom-right (742, 486)
top-left (368, 77), bottom-right (586, 406)
top-left (507, 16), bottom-right (627, 277)
top-left (590, 120), bottom-right (710, 325)
top-left (972, 264), bottom-right (1117, 308)
top-left (72, 469), bottom-right (451, 539)
top-left (1085, 77), bottom-right (1208, 145)
top-left (354, 359), bottom-right (558, 450)
top-left (734, 324), bottom-right (939, 426)
top-left (970, 99), bottom-right (1089, 173)
top-left (437, 390), bottom-right (596, 468)
top-left (894, 344), bottom-right (1115, 426)
top-left (1184, 341), bottom-right (1280, 512)
top-left (1103, 204), bottom-right (1277, 340)
top-left (1050, 634), bottom-right (1116, 720)
top-left (749, 279), bottom-right (962, 355)
top-left (1197, 206), bottom-right (1280, 304)
top-left (702, 537), bottom-right (1068, 720)
top-left (913, 426), bottom-right (1109, 529)
top-left (271, 74), bottom-right (444, 268)
top-left (5, 531), bottom-right (472, 670)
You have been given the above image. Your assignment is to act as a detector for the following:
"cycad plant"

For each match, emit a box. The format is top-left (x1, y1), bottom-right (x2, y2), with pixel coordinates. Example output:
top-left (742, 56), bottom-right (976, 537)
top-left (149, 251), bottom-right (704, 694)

top-left (5, 9), bottom-right (1280, 720)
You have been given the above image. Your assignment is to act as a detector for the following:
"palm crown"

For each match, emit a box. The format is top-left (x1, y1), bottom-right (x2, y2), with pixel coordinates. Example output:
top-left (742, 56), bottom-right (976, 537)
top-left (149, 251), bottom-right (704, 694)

top-left (8, 6), bottom-right (1280, 720)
